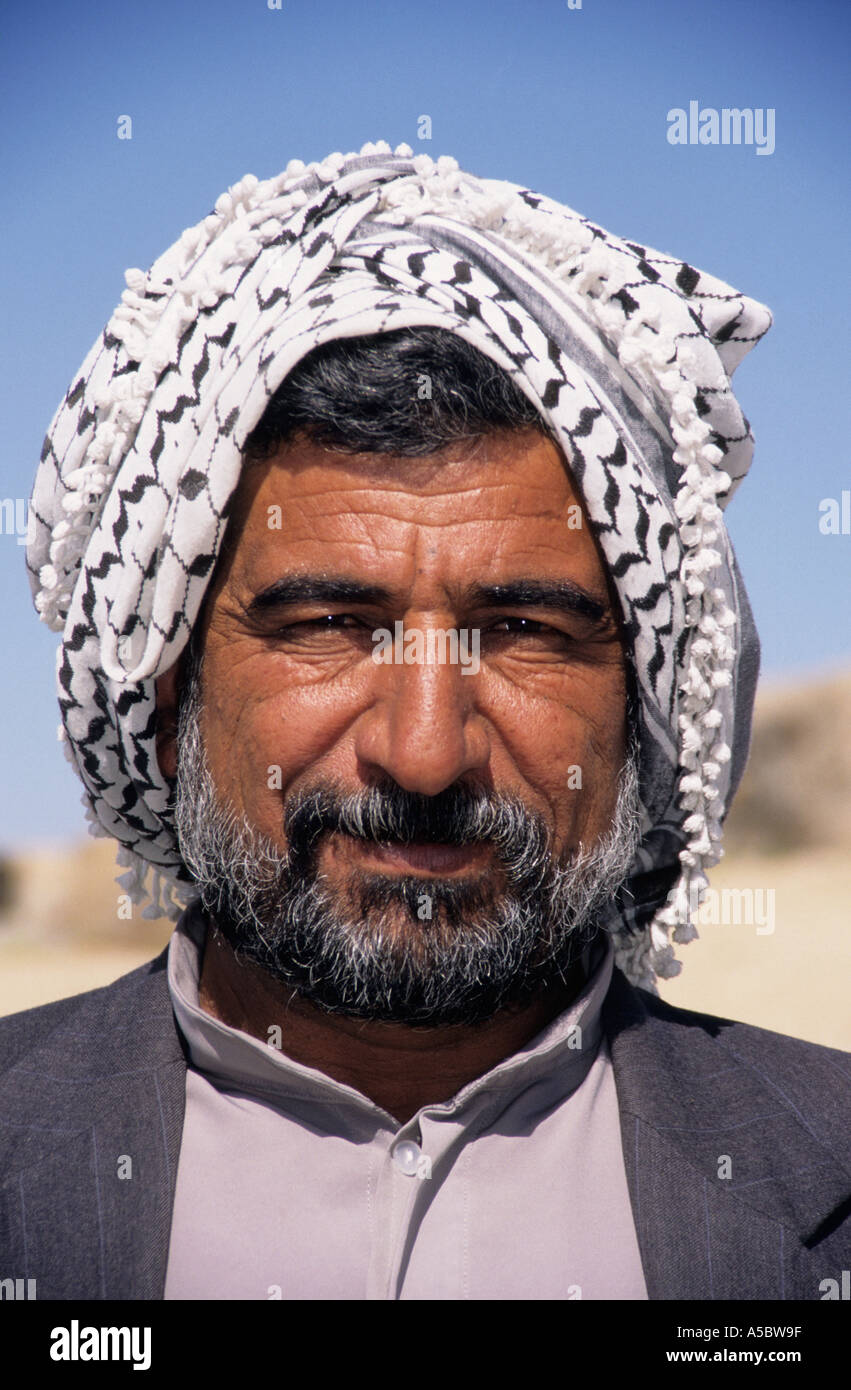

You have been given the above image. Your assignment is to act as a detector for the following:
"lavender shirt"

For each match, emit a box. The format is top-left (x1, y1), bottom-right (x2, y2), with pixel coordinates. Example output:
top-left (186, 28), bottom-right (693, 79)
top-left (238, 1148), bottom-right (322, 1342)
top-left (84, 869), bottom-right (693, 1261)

top-left (164, 906), bottom-right (648, 1300)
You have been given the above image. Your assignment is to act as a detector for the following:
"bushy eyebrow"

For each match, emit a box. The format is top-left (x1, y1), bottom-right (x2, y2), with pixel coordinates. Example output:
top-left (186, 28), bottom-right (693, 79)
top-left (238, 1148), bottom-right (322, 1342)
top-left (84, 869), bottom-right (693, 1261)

top-left (247, 576), bottom-right (392, 613)
top-left (467, 580), bottom-right (609, 625)
top-left (247, 574), bottom-right (609, 625)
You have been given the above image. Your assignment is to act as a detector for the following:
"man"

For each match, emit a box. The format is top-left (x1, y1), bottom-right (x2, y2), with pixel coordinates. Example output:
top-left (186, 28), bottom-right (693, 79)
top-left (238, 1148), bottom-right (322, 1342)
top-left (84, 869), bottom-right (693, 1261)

top-left (5, 143), bottom-right (850, 1299)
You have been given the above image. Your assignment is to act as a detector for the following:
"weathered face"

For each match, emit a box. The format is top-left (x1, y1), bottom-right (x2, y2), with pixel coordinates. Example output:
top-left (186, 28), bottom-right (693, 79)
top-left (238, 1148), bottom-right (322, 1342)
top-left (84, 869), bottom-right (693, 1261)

top-left (161, 428), bottom-right (628, 909)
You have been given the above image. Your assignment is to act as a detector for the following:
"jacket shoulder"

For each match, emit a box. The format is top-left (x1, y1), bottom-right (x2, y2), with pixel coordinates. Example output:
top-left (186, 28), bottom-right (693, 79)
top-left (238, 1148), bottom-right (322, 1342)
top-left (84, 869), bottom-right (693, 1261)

top-left (0, 945), bottom-right (174, 1077)
top-left (606, 967), bottom-right (851, 1162)
top-left (633, 976), bottom-right (851, 1070)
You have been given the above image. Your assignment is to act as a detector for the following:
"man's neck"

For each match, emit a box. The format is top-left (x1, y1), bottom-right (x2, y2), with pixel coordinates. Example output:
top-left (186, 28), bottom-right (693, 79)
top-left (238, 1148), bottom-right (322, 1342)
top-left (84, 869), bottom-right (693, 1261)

top-left (197, 924), bottom-right (588, 1125)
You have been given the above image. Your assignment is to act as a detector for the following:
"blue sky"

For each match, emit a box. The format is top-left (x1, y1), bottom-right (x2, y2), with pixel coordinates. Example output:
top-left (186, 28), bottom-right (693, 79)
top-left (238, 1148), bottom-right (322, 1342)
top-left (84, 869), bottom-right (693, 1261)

top-left (1, 0), bottom-right (848, 846)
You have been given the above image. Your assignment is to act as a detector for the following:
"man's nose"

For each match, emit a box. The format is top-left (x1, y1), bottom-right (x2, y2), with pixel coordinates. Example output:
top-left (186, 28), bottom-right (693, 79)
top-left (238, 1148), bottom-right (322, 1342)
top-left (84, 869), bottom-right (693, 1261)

top-left (353, 643), bottom-right (490, 797)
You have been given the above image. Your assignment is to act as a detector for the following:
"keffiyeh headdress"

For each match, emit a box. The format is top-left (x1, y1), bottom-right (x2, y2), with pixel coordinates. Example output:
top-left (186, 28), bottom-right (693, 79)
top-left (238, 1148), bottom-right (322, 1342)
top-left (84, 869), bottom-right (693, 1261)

top-left (27, 142), bottom-right (770, 988)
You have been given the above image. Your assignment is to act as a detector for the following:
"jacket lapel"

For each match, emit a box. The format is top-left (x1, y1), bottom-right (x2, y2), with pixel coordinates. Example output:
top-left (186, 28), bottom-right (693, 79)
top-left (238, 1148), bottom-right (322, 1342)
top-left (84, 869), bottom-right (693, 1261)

top-left (604, 967), bottom-right (851, 1299)
top-left (0, 948), bottom-right (186, 1299)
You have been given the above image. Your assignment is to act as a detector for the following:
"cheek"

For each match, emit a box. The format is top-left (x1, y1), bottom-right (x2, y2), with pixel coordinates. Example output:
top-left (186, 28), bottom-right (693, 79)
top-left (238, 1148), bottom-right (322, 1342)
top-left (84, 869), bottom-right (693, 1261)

top-left (201, 659), bottom-right (371, 832)
top-left (488, 666), bottom-right (626, 839)
top-left (478, 660), bottom-right (625, 768)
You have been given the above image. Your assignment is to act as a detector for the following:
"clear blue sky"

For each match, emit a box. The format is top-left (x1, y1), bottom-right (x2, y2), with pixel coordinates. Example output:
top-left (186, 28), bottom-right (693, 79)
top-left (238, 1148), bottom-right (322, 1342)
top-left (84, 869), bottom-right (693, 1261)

top-left (1, 0), bottom-right (848, 847)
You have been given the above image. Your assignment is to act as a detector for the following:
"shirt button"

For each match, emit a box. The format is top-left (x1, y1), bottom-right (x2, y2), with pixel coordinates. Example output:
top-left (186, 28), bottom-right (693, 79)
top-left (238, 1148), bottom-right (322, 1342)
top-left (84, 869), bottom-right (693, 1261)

top-left (392, 1140), bottom-right (422, 1176)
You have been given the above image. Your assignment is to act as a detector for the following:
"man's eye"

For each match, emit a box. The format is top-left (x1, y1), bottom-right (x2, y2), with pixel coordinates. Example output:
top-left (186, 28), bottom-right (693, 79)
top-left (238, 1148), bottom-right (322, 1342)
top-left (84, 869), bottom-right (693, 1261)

top-left (275, 614), bottom-right (362, 635)
top-left (486, 617), bottom-right (581, 649)
top-left (491, 617), bottom-right (552, 635)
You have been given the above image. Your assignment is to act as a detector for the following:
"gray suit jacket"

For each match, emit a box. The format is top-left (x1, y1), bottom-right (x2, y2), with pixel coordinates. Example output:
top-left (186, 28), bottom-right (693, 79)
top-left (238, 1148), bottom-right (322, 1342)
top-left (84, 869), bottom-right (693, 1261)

top-left (0, 946), bottom-right (849, 1299)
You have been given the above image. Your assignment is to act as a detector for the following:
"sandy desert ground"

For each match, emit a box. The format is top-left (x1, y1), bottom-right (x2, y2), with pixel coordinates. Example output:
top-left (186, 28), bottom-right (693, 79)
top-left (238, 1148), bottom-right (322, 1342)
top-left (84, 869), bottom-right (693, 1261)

top-left (1, 670), bottom-right (848, 1050)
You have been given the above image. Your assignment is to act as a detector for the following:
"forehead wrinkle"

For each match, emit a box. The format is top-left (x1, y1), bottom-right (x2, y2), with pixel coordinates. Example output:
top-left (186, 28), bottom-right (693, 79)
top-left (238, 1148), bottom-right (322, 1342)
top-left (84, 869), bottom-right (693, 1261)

top-left (240, 507), bottom-right (608, 607)
top-left (281, 478), bottom-right (558, 527)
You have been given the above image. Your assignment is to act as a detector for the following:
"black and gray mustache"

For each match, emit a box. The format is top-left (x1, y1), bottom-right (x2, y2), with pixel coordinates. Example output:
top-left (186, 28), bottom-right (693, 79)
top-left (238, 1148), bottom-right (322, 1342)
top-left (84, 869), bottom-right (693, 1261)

top-left (282, 781), bottom-right (551, 878)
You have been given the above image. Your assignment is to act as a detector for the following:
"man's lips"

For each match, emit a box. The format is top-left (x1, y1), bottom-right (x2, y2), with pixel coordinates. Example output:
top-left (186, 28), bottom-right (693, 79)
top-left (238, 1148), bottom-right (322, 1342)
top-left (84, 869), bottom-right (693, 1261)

top-left (338, 836), bottom-right (491, 877)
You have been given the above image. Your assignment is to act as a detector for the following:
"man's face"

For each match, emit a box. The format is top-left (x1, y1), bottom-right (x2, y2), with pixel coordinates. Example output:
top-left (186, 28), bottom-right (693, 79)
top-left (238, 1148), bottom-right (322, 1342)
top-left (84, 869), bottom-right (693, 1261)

top-left (167, 428), bottom-right (636, 1024)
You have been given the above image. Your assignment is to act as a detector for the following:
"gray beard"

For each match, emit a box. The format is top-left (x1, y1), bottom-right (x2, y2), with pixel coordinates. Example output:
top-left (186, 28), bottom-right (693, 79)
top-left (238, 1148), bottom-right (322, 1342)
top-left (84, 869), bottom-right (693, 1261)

top-left (173, 664), bottom-right (642, 1027)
